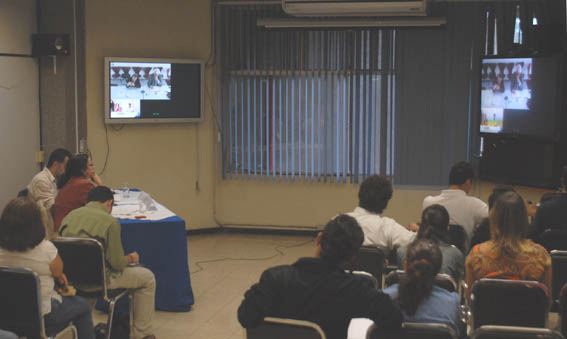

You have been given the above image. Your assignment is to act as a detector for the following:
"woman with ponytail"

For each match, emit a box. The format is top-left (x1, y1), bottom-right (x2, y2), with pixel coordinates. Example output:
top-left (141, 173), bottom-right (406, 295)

top-left (397, 204), bottom-right (464, 281)
top-left (465, 191), bottom-right (551, 301)
top-left (384, 239), bottom-right (461, 335)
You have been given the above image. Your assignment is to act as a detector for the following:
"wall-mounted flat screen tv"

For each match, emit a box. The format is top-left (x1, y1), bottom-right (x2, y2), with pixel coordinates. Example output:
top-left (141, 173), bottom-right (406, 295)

top-left (104, 57), bottom-right (203, 124)
top-left (479, 55), bottom-right (560, 139)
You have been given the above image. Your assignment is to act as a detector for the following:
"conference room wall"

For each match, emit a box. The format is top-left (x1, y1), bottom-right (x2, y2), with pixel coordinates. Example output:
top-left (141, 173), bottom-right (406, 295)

top-left (84, 0), bottom-right (551, 230)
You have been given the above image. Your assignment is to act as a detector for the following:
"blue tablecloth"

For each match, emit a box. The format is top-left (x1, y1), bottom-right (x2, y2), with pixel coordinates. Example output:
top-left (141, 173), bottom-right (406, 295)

top-left (118, 216), bottom-right (194, 312)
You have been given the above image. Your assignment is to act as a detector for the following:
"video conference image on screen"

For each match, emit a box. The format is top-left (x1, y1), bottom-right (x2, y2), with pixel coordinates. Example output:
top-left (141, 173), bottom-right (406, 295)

top-left (110, 62), bottom-right (172, 119)
top-left (480, 58), bottom-right (532, 134)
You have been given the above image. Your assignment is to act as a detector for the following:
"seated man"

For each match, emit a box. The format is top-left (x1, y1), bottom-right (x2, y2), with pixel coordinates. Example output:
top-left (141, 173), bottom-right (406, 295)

top-left (238, 215), bottom-right (402, 339)
top-left (533, 165), bottom-right (567, 239)
top-left (27, 148), bottom-right (71, 237)
top-left (59, 186), bottom-right (156, 339)
top-left (423, 161), bottom-right (488, 250)
top-left (347, 175), bottom-right (417, 256)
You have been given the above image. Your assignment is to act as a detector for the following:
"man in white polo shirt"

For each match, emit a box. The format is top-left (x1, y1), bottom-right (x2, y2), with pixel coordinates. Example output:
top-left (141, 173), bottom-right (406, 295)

top-left (27, 148), bottom-right (71, 237)
top-left (347, 175), bottom-right (417, 256)
top-left (423, 161), bottom-right (488, 250)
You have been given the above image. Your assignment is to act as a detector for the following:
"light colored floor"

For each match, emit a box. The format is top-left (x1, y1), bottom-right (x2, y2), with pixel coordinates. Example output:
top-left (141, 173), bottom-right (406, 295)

top-left (93, 232), bottom-right (562, 338)
top-left (93, 232), bottom-right (316, 339)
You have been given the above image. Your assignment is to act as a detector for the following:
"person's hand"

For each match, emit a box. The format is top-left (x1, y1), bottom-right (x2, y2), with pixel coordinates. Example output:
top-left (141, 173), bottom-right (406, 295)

top-left (91, 173), bottom-right (103, 186)
top-left (127, 252), bottom-right (140, 264)
top-left (407, 223), bottom-right (420, 232)
top-left (526, 201), bottom-right (538, 218)
top-left (56, 273), bottom-right (68, 288)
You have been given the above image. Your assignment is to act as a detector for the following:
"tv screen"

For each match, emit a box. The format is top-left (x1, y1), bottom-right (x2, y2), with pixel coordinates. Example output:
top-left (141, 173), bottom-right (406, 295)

top-left (104, 57), bottom-right (203, 124)
top-left (479, 56), bottom-right (559, 138)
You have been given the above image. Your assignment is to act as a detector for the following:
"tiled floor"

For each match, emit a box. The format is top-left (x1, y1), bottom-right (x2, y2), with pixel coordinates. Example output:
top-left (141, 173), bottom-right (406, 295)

top-left (93, 232), bottom-right (561, 338)
top-left (93, 232), bottom-right (316, 339)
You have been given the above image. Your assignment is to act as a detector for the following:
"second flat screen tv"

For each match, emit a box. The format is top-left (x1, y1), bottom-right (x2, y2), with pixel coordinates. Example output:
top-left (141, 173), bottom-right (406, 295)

top-left (104, 57), bottom-right (203, 124)
top-left (479, 55), bottom-right (560, 139)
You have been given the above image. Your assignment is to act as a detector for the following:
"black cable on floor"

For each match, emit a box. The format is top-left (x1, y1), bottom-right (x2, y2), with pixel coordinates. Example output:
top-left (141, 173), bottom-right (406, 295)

top-left (190, 238), bottom-right (314, 275)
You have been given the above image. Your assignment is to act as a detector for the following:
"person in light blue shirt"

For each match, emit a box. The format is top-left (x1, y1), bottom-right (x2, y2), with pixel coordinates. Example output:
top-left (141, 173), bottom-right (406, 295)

top-left (384, 239), bottom-right (461, 336)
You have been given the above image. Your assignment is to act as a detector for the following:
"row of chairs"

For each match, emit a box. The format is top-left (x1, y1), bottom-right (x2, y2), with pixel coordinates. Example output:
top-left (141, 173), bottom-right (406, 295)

top-left (247, 318), bottom-right (565, 339)
top-left (0, 237), bottom-right (129, 339)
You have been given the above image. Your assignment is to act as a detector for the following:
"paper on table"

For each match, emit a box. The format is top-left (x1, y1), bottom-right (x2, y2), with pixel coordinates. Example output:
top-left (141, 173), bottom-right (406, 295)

top-left (111, 192), bottom-right (176, 220)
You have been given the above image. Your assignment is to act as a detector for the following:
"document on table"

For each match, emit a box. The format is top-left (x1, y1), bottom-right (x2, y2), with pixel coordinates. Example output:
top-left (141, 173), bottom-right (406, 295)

top-left (112, 190), bottom-right (176, 220)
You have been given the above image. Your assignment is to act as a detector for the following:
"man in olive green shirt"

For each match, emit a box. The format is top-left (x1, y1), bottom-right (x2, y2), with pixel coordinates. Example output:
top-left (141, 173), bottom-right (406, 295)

top-left (60, 186), bottom-right (156, 339)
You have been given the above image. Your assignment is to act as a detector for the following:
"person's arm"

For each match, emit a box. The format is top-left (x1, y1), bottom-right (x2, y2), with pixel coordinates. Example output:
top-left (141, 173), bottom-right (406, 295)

top-left (389, 220), bottom-right (417, 249)
top-left (106, 220), bottom-right (128, 272)
top-left (237, 269), bottom-right (279, 328)
top-left (542, 251), bottom-right (552, 298)
top-left (90, 173), bottom-right (103, 187)
top-left (30, 179), bottom-right (56, 210)
top-left (465, 255), bottom-right (476, 304)
top-left (474, 200), bottom-right (489, 226)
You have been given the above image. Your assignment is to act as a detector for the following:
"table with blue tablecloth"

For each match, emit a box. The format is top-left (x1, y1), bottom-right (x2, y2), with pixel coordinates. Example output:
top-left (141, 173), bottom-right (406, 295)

top-left (117, 215), bottom-right (194, 312)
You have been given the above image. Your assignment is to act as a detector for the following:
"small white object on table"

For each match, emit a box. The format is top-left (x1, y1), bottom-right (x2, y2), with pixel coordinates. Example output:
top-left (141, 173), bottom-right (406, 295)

top-left (112, 190), bottom-right (175, 220)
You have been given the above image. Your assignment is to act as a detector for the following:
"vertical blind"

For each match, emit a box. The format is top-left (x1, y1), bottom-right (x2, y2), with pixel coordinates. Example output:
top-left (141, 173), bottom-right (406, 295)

top-left (218, 5), bottom-right (396, 183)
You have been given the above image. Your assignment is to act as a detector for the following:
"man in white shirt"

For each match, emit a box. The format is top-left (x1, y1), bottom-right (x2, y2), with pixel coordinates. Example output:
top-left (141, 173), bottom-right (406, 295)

top-left (347, 175), bottom-right (417, 256)
top-left (422, 161), bottom-right (488, 249)
top-left (27, 148), bottom-right (71, 236)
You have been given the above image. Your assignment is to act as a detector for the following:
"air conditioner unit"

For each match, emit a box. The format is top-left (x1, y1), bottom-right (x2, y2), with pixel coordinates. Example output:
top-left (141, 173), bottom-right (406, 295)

top-left (282, 0), bottom-right (428, 17)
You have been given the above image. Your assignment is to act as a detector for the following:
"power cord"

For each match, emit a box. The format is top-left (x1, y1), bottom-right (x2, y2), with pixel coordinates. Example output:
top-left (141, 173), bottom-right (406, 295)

top-left (190, 238), bottom-right (314, 275)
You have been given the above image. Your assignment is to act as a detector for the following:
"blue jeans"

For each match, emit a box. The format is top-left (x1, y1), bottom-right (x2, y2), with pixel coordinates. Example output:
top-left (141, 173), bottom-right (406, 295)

top-left (44, 296), bottom-right (95, 339)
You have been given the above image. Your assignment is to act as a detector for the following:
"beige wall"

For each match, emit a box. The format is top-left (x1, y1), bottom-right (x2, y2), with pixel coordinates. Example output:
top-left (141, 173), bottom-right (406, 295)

top-left (85, 0), bottom-right (553, 230)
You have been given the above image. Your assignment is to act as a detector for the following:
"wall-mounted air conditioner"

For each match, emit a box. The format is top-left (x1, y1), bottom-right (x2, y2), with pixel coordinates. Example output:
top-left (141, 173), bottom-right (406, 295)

top-left (282, 0), bottom-right (428, 17)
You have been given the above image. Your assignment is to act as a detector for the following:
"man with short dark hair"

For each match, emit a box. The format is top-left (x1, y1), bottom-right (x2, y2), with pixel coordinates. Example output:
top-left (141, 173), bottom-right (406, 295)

top-left (27, 148), bottom-right (72, 236)
top-left (238, 215), bottom-right (402, 339)
top-left (60, 186), bottom-right (156, 339)
top-left (347, 175), bottom-right (417, 255)
top-left (423, 161), bottom-right (488, 249)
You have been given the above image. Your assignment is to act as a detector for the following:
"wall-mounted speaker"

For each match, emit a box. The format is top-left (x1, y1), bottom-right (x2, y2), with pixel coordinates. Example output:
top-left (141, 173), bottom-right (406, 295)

top-left (32, 34), bottom-right (70, 56)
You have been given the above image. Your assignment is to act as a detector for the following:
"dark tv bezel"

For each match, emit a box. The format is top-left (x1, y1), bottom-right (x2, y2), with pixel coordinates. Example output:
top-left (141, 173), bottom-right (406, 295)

top-left (478, 54), bottom-right (560, 141)
top-left (104, 57), bottom-right (204, 125)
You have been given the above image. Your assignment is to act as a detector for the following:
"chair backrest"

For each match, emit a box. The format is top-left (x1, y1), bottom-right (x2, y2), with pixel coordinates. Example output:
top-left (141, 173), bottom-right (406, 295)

top-left (17, 188), bottom-right (28, 197)
top-left (384, 270), bottom-right (457, 293)
top-left (366, 322), bottom-right (457, 339)
top-left (551, 251), bottom-right (567, 301)
top-left (51, 237), bottom-right (108, 298)
top-left (542, 230), bottom-right (567, 251)
top-left (471, 325), bottom-right (565, 339)
top-left (0, 266), bottom-right (45, 339)
top-left (470, 278), bottom-right (549, 330)
top-left (348, 246), bottom-right (386, 288)
top-left (246, 317), bottom-right (326, 339)
top-left (447, 224), bottom-right (466, 254)
top-left (350, 270), bottom-right (379, 289)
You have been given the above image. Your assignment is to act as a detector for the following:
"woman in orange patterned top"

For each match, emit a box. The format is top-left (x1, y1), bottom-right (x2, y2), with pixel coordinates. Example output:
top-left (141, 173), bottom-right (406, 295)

top-left (465, 191), bottom-right (551, 302)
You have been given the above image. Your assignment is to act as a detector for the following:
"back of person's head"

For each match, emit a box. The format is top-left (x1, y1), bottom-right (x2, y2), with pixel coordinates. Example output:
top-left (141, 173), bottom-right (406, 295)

top-left (57, 153), bottom-right (89, 188)
top-left (417, 204), bottom-right (450, 244)
top-left (488, 186), bottom-right (516, 210)
top-left (449, 161), bottom-right (474, 186)
top-left (88, 186), bottom-right (114, 203)
top-left (0, 198), bottom-right (45, 252)
top-left (47, 148), bottom-right (72, 168)
top-left (489, 191), bottom-right (528, 257)
top-left (358, 175), bottom-right (393, 214)
top-left (319, 214), bottom-right (364, 267)
top-left (397, 239), bottom-right (442, 316)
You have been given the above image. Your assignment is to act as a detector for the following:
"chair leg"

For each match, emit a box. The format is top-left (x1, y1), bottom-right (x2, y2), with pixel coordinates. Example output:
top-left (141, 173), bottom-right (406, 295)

top-left (107, 300), bottom-right (117, 339)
